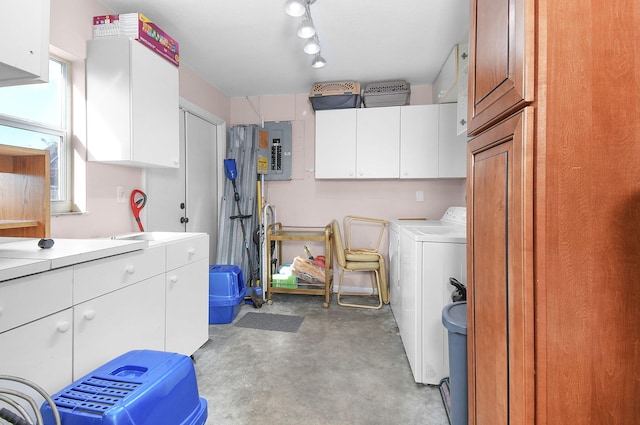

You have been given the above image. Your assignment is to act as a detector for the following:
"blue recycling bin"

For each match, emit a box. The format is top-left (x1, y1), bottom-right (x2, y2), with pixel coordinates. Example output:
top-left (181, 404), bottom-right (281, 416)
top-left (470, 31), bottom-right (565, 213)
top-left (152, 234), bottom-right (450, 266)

top-left (442, 301), bottom-right (468, 425)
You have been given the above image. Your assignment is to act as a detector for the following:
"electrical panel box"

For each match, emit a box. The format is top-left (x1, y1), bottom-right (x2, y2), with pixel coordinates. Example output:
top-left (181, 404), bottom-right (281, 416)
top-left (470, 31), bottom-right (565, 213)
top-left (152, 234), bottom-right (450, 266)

top-left (259, 121), bottom-right (292, 181)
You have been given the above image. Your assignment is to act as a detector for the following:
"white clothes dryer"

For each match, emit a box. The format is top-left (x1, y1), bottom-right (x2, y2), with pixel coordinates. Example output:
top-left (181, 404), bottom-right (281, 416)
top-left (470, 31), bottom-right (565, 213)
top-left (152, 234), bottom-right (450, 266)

top-left (388, 207), bottom-right (466, 384)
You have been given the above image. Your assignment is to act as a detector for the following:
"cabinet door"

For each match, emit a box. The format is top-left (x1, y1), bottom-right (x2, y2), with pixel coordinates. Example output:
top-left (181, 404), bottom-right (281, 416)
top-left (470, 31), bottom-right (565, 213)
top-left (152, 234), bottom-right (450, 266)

top-left (73, 275), bottom-right (166, 379)
top-left (467, 108), bottom-right (534, 425)
top-left (165, 258), bottom-right (209, 355)
top-left (315, 109), bottom-right (357, 178)
top-left (0, 310), bottom-right (72, 394)
top-left (131, 41), bottom-right (179, 167)
top-left (87, 39), bottom-right (179, 168)
top-left (467, 0), bottom-right (534, 135)
top-left (433, 45), bottom-right (459, 104)
top-left (400, 105), bottom-right (438, 179)
top-left (438, 104), bottom-right (468, 178)
top-left (456, 43), bottom-right (469, 136)
top-left (356, 107), bottom-right (400, 178)
top-left (0, 0), bottom-right (49, 86)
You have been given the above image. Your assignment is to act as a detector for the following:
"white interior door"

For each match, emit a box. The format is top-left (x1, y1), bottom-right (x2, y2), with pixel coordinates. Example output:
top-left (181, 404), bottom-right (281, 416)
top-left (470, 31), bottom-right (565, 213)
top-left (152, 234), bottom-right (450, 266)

top-left (184, 112), bottom-right (218, 261)
top-left (146, 108), bottom-right (219, 262)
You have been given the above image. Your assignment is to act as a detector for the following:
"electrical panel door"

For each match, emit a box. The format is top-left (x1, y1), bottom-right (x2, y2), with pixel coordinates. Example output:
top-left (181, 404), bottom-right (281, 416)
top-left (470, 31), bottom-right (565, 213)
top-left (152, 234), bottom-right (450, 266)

top-left (259, 121), bottom-right (292, 181)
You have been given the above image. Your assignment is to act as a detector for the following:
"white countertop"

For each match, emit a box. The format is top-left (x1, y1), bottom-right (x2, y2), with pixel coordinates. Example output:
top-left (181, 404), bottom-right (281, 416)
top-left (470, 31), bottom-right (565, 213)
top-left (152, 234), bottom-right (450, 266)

top-left (0, 258), bottom-right (52, 281)
top-left (0, 237), bottom-right (149, 280)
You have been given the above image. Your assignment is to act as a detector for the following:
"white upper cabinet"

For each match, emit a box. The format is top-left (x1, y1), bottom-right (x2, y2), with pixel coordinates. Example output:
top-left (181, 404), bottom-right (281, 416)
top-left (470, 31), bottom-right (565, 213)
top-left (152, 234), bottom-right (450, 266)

top-left (0, 0), bottom-right (50, 87)
top-left (438, 103), bottom-right (468, 178)
top-left (432, 45), bottom-right (460, 104)
top-left (456, 43), bottom-right (469, 136)
top-left (315, 107), bottom-right (400, 179)
top-left (356, 107), bottom-right (400, 178)
top-left (86, 38), bottom-right (179, 168)
top-left (315, 109), bottom-right (357, 178)
top-left (400, 105), bottom-right (439, 179)
top-left (316, 105), bottom-right (466, 179)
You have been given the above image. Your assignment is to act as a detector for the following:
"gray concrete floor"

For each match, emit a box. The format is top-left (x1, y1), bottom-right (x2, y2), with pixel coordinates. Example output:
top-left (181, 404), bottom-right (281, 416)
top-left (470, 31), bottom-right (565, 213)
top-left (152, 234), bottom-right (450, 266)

top-left (193, 294), bottom-right (449, 425)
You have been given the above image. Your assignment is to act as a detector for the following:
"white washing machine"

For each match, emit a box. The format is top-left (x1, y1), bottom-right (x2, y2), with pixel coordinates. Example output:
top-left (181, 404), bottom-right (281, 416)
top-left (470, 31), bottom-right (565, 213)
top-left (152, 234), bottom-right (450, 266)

top-left (388, 207), bottom-right (466, 385)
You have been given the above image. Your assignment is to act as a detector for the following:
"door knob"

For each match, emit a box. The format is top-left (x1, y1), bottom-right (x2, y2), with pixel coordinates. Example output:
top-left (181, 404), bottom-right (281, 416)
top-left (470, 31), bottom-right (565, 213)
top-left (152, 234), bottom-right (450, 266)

top-left (180, 202), bottom-right (185, 210)
top-left (180, 217), bottom-right (189, 224)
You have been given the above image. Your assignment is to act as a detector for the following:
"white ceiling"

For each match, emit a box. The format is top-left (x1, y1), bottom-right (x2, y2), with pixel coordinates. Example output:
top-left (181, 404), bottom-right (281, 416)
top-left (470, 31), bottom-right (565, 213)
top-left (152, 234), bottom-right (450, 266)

top-left (97, 0), bottom-right (470, 98)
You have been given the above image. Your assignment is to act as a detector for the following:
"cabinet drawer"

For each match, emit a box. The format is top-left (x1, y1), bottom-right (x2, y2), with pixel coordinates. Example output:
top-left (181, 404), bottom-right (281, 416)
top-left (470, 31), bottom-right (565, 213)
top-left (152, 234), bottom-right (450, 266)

top-left (0, 267), bottom-right (73, 333)
top-left (74, 246), bottom-right (165, 303)
top-left (166, 234), bottom-right (209, 271)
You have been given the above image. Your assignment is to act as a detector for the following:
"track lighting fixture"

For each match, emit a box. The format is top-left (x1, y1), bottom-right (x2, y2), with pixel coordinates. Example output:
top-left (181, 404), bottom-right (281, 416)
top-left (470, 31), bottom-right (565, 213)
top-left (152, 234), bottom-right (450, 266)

top-left (285, 0), bottom-right (326, 68)
top-left (311, 53), bottom-right (326, 69)
top-left (297, 15), bottom-right (315, 39)
top-left (284, 0), bottom-right (306, 17)
top-left (304, 35), bottom-right (321, 54)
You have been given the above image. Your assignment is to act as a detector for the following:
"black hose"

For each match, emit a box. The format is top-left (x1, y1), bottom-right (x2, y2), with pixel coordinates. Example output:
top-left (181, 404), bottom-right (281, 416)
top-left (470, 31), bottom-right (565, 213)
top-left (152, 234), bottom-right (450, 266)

top-left (0, 407), bottom-right (32, 425)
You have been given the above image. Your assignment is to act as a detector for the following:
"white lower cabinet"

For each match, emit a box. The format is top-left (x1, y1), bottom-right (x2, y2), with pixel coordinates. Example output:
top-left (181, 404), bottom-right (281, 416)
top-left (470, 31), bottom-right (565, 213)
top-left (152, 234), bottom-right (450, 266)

top-left (0, 309), bottom-right (72, 394)
top-left (165, 234), bottom-right (209, 355)
top-left (0, 233), bottom-right (209, 394)
top-left (73, 274), bottom-right (166, 380)
top-left (0, 267), bottom-right (73, 394)
top-left (165, 258), bottom-right (209, 355)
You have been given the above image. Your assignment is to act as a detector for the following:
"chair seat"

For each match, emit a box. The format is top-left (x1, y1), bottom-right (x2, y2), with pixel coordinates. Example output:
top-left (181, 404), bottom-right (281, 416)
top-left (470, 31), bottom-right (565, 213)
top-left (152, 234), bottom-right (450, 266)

top-left (345, 252), bottom-right (380, 262)
top-left (344, 261), bottom-right (380, 271)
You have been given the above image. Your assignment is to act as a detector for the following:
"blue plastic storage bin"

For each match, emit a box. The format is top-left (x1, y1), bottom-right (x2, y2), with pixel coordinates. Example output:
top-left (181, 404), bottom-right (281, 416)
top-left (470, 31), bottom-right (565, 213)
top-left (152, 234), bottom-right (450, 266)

top-left (209, 264), bottom-right (245, 324)
top-left (40, 350), bottom-right (207, 425)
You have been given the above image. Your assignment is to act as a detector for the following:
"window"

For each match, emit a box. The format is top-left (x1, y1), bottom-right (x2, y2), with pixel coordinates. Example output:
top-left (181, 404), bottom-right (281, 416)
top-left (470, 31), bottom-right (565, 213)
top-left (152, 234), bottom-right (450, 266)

top-left (0, 57), bottom-right (72, 213)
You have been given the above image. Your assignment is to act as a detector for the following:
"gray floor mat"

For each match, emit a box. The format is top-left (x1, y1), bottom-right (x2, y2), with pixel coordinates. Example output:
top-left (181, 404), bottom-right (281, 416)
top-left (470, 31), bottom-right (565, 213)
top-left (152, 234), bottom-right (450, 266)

top-left (234, 312), bottom-right (304, 333)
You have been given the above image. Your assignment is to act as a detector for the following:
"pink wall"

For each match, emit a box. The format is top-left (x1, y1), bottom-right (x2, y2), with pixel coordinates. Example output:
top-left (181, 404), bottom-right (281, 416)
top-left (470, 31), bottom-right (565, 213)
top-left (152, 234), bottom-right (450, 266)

top-left (229, 88), bottom-right (467, 279)
top-left (46, 0), bottom-right (466, 286)
top-left (49, 0), bottom-right (230, 238)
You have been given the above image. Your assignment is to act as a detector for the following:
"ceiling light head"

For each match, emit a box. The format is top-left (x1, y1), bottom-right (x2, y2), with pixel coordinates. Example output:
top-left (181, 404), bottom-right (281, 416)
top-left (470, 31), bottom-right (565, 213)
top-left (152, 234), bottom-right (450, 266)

top-left (284, 0), bottom-right (306, 17)
top-left (297, 15), bottom-right (316, 38)
top-left (304, 36), bottom-right (321, 54)
top-left (311, 53), bottom-right (326, 69)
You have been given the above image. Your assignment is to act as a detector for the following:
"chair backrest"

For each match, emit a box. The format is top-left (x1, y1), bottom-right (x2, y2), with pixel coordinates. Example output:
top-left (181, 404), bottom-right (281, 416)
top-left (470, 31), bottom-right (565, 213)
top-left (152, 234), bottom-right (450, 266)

top-left (344, 216), bottom-right (388, 253)
top-left (331, 219), bottom-right (347, 268)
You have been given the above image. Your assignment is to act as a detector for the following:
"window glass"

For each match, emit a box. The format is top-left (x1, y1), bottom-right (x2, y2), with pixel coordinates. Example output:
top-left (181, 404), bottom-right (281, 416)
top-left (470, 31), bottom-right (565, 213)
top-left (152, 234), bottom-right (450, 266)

top-left (0, 58), bottom-right (70, 208)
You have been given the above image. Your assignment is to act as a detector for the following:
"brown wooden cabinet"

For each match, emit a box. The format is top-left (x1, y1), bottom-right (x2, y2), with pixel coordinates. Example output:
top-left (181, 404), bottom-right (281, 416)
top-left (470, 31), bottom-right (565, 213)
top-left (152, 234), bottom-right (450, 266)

top-left (467, 109), bottom-right (534, 425)
top-left (0, 144), bottom-right (50, 238)
top-left (467, 0), bottom-right (534, 136)
top-left (467, 0), bottom-right (640, 424)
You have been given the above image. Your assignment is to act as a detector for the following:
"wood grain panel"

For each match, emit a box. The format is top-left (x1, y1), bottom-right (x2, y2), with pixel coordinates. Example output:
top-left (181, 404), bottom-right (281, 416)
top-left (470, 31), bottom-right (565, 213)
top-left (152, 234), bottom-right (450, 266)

top-left (0, 145), bottom-right (50, 238)
top-left (468, 109), bottom-right (534, 425)
top-left (468, 0), bottom-right (535, 135)
top-left (537, 0), bottom-right (640, 423)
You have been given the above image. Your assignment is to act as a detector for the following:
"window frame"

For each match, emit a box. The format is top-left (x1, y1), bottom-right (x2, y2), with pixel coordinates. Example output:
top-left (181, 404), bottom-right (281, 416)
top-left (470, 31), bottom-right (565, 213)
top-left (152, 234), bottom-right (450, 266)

top-left (0, 55), bottom-right (73, 214)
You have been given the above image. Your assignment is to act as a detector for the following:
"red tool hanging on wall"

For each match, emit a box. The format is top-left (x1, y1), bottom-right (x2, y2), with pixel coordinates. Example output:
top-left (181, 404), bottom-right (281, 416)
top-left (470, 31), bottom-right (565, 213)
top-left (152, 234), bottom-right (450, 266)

top-left (130, 189), bottom-right (147, 232)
